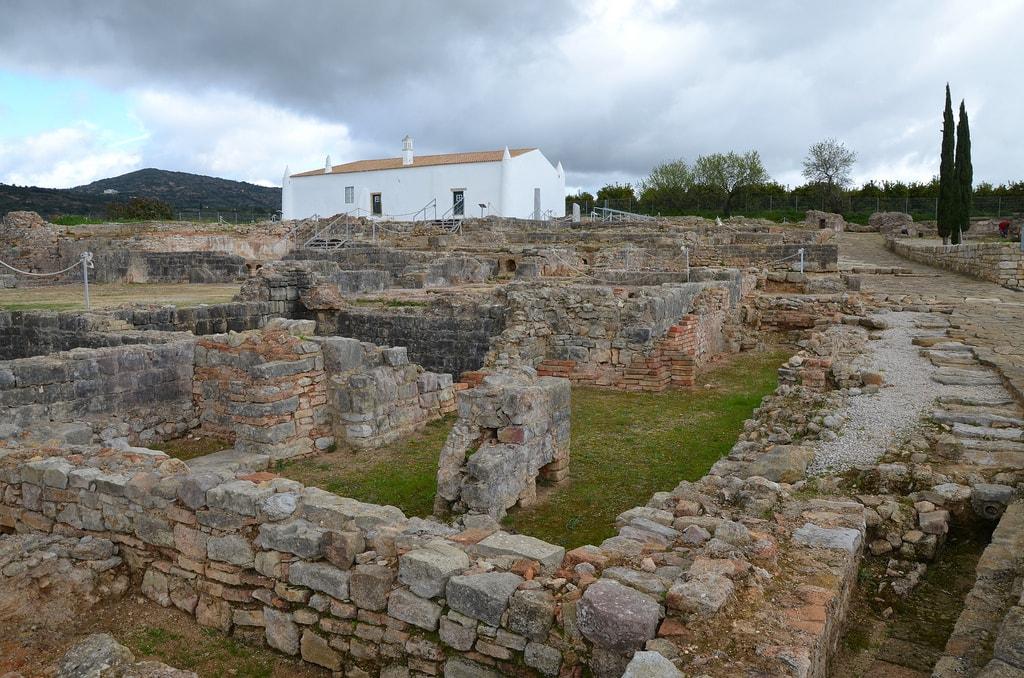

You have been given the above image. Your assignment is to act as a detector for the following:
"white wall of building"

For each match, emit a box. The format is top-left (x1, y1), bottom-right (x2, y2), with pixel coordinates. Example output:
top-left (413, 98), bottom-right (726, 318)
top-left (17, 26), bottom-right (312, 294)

top-left (282, 148), bottom-right (565, 220)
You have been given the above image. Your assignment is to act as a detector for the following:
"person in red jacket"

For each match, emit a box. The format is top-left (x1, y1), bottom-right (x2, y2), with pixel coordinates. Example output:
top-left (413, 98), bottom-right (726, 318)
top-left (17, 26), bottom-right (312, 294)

top-left (999, 220), bottom-right (1011, 238)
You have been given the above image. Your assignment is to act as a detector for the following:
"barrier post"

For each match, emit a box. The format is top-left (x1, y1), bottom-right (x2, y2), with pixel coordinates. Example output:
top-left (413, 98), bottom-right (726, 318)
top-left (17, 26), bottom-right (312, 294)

top-left (82, 252), bottom-right (92, 309)
top-left (798, 248), bottom-right (805, 274)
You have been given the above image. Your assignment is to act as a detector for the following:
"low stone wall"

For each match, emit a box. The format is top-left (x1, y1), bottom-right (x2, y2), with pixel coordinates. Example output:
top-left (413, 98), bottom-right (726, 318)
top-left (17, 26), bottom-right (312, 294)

top-left (0, 446), bottom-right (574, 677)
top-left (288, 247), bottom-right (498, 288)
top-left (0, 340), bottom-right (197, 443)
top-left (888, 238), bottom-right (1024, 289)
top-left (690, 243), bottom-right (838, 272)
top-left (113, 301), bottom-right (279, 335)
top-left (435, 369), bottom-right (571, 518)
top-left (322, 338), bottom-right (456, 449)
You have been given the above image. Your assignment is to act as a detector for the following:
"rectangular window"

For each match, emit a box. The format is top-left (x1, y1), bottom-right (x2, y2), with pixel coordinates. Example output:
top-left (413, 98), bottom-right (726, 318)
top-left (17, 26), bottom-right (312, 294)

top-left (344, 186), bottom-right (354, 204)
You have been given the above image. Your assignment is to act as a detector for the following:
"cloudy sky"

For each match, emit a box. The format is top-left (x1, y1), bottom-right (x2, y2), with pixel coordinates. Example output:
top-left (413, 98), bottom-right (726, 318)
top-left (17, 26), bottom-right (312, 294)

top-left (0, 0), bottom-right (1020, 193)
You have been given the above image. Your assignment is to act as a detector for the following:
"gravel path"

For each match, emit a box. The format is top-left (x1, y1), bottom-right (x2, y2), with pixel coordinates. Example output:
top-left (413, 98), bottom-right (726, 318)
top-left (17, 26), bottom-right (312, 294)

top-left (808, 310), bottom-right (1010, 474)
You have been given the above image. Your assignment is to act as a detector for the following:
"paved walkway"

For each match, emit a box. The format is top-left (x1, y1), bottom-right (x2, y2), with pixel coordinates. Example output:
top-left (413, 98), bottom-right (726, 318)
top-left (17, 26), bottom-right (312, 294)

top-left (838, 233), bottom-right (1024, 402)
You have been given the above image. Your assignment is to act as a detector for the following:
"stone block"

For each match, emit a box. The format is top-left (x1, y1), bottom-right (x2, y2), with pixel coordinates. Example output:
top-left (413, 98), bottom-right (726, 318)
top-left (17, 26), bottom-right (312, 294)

top-left (264, 608), bottom-right (300, 655)
top-left (207, 534), bottom-right (255, 567)
top-left (506, 589), bottom-right (556, 641)
top-left (256, 519), bottom-right (325, 558)
top-left (577, 579), bottom-right (661, 653)
top-left (399, 540), bottom-right (470, 598)
top-left (524, 641), bottom-right (562, 676)
top-left (206, 480), bottom-right (274, 517)
top-left (622, 651), bottom-right (684, 677)
top-left (350, 563), bottom-right (394, 611)
top-left (475, 532), bottom-right (565, 571)
top-left (666, 573), bottom-right (735, 618)
top-left (301, 629), bottom-right (342, 671)
top-left (289, 561), bottom-right (350, 600)
top-left (388, 588), bottom-right (443, 631)
top-left (445, 572), bottom-right (524, 627)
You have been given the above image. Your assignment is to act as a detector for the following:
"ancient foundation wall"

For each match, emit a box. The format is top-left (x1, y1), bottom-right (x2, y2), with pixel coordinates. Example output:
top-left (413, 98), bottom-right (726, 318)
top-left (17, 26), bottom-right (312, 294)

top-left (48, 242), bottom-right (249, 285)
top-left (888, 238), bottom-right (1024, 290)
top-left (435, 369), bottom-right (571, 518)
top-left (113, 301), bottom-right (280, 335)
top-left (314, 302), bottom-right (506, 377)
top-left (288, 247), bottom-right (498, 288)
top-left (0, 310), bottom-right (176, 360)
top-left (0, 340), bottom-right (197, 443)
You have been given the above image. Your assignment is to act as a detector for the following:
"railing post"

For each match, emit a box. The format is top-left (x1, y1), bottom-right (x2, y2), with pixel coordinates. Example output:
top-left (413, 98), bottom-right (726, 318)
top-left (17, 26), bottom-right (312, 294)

top-left (81, 251), bottom-right (92, 310)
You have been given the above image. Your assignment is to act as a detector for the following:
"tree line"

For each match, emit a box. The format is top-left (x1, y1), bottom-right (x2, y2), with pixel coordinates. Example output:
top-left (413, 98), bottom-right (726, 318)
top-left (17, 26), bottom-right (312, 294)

top-left (569, 87), bottom-right (999, 226)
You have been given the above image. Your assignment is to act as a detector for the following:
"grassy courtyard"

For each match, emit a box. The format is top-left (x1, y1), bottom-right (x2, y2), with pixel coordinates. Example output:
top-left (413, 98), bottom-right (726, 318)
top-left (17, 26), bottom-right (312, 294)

top-left (0, 282), bottom-right (240, 311)
top-left (278, 349), bottom-right (788, 549)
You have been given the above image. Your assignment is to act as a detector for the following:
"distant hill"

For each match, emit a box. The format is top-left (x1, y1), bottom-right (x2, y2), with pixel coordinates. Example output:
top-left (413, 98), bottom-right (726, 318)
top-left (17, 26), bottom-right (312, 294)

top-left (0, 168), bottom-right (282, 219)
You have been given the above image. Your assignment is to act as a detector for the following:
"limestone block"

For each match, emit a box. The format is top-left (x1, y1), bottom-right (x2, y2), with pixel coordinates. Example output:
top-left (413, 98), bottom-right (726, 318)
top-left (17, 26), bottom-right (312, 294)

top-left (445, 572), bottom-right (524, 627)
top-left (576, 579), bottom-right (661, 653)
top-left (388, 588), bottom-right (444, 631)
top-left (256, 519), bottom-right (325, 559)
top-left (289, 561), bottom-right (351, 600)
top-left (475, 532), bottom-right (565, 571)
top-left (399, 540), bottom-right (470, 598)
top-left (350, 563), bottom-right (393, 611)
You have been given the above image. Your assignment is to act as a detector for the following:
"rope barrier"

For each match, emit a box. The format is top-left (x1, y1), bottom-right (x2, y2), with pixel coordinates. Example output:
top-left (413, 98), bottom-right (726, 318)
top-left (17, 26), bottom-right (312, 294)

top-left (0, 251), bottom-right (94, 308)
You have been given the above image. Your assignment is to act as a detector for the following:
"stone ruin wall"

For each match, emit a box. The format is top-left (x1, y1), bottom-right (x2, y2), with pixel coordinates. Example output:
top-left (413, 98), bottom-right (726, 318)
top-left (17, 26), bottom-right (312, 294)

top-left (0, 446), bottom-right (575, 677)
top-left (888, 237), bottom-right (1024, 290)
top-left (0, 320), bottom-right (458, 455)
top-left (0, 340), bottom-right (197, 445)
top-left (486, 280), bottom-right (741, 391)
top-left (435, 370), bottom-right (571, 519)
top-left (193, 320), bottom-right (458, 455)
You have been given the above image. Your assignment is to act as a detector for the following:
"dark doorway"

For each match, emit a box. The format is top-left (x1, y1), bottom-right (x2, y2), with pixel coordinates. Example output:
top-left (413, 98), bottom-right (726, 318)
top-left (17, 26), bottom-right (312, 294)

top-left (371, 193), bottom-right (382, 216)
top-left (453, 190), bottom-right (464, 216)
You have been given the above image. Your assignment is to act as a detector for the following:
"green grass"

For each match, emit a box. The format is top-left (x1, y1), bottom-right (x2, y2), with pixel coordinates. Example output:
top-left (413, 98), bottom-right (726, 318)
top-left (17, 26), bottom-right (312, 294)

top-left (278, 350), bottom-right (787, 549)
top-left (125, 626), bottom-right (276, 678)
top-left (149, 435), bottom-right (232, 461)
top-left (504, 350), bottom-right (788, 548)
top-left (278, 415), bottom-right (457, 516)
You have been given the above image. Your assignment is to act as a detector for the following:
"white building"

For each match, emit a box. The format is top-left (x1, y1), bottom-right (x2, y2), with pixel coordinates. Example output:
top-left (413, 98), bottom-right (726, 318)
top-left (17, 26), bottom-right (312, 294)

top-left (281, 136), bottom-right (565, 221)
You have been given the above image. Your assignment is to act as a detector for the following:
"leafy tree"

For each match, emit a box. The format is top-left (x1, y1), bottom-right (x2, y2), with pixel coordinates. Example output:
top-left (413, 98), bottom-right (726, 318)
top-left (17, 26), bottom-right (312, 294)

top-left (637, 159), bottom-right (692, 210)
top-left (105, 197), bottom-right (173, 221)
top-left (953, 99), bottom-right (972, 244)
top-left (595, 182), bottom-right (637, 209)
top-left (565, 191), bottom-right (594, 213)
top-left (937, 84), bottom-right (958, 243)
top-left (691, 151), bottom-right (769, 217)
top-left (802, 138), bottom-right (857, 211)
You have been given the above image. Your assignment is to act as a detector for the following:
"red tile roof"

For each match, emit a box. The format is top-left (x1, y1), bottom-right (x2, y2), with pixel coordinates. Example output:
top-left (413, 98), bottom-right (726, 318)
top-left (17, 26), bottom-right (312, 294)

top-left (292, 148), bottom-right (536, 177)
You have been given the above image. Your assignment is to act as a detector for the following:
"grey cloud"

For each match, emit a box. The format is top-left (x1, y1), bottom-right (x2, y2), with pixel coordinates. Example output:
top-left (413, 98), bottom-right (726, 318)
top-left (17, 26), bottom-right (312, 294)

top-left (1, 0), bottom-right (1021, 189)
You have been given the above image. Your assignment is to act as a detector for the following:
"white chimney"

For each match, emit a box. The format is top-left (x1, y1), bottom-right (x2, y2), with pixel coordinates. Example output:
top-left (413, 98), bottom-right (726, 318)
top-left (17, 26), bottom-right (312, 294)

top-left (324, 155), bottom-right (332, 173)
top-left (402, 135), bottom-right (414, 166)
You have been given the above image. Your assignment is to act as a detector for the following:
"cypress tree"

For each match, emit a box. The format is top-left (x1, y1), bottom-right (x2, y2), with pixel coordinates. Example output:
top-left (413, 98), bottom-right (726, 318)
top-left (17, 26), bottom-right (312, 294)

top-left (953, 100), bottom-right (972, 244)
top-left (937, 84), bottom-right (956, 244)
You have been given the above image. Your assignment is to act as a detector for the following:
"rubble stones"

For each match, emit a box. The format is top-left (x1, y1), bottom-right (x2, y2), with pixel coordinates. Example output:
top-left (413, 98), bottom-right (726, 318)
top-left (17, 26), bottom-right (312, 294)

top-left (666, 574), bottom-right (735, 618)
top-left (577, 579), bottom-right (662, 653)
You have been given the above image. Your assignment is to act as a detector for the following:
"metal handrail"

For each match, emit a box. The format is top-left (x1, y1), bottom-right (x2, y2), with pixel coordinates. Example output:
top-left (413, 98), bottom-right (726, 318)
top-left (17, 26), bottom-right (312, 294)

top-left (412, 198), bottom-right (437, 223)
top-left (304, 212), bottom-right (351, 249)
top-left (591, 206), bottom-right (657, 223)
